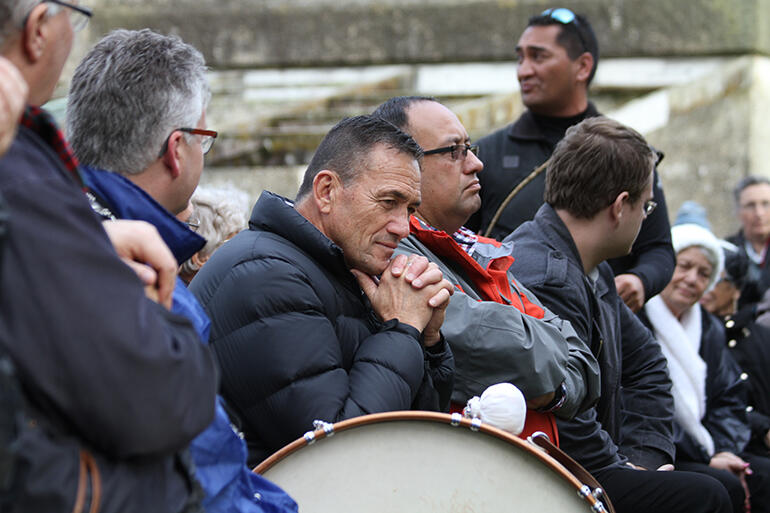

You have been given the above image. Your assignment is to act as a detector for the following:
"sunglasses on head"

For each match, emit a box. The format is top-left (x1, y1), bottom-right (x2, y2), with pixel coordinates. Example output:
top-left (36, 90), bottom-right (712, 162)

top-left (541, 7), bottom-right (588, 54)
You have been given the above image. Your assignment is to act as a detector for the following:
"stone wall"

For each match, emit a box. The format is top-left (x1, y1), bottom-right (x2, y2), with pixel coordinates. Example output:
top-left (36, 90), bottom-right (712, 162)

top-left (83, 0), bottom-right (770, 68)
top-left (69, 0), bottom-right (770, 235)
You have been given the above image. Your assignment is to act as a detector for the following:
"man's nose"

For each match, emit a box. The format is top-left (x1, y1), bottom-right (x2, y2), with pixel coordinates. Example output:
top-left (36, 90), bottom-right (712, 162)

top-left (465, 149), bottom-right (484, 175)
top-left (517, 58), bottom-right (534, 79)
top-left (388, 212), bottom-right (411, 240)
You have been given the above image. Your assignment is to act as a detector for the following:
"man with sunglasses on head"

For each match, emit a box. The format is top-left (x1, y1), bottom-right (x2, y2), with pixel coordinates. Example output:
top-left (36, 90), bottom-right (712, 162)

top-left (66, 28), bottom-right (298, 513)
top-left (0, 2), bottom-right (221, 512)
top-left (373, 96), bottom-right (600, 437)
top-left (472, 8), bottom-right (674, 314)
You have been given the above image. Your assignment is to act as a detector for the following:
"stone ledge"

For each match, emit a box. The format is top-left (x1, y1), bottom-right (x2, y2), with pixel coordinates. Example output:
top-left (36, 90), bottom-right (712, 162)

top-left (84, 0), bottom-right (770, 68)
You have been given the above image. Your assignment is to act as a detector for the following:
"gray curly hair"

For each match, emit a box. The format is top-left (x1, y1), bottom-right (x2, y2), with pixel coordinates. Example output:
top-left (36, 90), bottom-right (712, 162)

top-left (180, 186), bottom-right (249, 276)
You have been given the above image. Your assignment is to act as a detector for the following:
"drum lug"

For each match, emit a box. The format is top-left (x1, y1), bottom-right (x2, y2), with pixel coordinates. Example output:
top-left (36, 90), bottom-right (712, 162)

top-left (591, 488), bottom-right (607, 512)
top-left (591, 501), bottom-right (607, 513)
top-left (529, 431), bottom-right (550, 443)
top-left (303, 430), bottom-right (316, 444)
top-left (450, 412), bottom-right (482, 431)
top-left (578, 486), bottom-right (607, 513)
top-left (313, 420), bottom-right (335, 437)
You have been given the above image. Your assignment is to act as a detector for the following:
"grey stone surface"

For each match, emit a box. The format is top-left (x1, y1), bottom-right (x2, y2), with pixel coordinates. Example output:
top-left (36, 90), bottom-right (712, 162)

top-left (643, 57), bottom-right (765, 239)
top-left (64, 1), bottom-right (770, 240)
top-left (198, 165), bottom-right (305, 210)
top-left (84, 0), bottom-right (770, 68)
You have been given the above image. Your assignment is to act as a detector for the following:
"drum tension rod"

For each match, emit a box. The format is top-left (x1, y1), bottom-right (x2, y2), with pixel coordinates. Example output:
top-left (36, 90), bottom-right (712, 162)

top-left (303, 420), bottom-right (335, 444)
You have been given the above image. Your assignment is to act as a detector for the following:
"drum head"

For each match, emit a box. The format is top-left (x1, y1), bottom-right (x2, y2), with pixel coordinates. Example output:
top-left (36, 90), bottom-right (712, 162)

top-left (256, 411), bottom-right (595, 512)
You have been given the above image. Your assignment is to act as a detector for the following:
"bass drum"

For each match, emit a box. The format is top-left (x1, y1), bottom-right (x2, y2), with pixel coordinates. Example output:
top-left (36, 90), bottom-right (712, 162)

top-left (255, 411), bottom-right (605, 512)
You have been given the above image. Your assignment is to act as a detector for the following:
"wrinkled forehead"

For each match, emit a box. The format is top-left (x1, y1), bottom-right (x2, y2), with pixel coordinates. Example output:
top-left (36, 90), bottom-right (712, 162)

top-left (357, 144), bottom-right (420, 184)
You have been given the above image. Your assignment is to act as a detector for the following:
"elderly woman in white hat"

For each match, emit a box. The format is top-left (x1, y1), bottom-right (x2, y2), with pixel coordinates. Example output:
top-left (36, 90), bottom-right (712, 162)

top-left (638, 223), bottom-right (770, 513)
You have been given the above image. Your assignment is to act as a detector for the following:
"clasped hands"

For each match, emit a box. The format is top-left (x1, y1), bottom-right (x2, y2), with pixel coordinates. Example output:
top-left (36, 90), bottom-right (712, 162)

top-left (352, 254), bottom-right (454, 347)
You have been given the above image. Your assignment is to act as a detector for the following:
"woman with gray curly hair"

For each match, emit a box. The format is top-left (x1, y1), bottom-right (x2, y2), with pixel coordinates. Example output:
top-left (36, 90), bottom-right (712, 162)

top-left (181, 185), bottom-right (249, 283)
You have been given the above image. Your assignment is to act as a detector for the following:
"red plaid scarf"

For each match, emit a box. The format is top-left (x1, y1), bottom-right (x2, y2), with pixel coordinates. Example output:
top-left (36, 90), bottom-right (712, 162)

top-left (20, 106), bottom-right (85, 191)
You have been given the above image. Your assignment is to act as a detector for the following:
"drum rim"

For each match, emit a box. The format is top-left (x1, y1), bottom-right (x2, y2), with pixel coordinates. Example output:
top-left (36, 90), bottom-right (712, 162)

top-left (253, 410), bottom-right (592, 501)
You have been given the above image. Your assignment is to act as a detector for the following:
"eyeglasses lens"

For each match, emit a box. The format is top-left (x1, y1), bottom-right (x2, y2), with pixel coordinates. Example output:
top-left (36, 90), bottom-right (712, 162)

top-left (200, 136), bottom-right (214, 154)
top-left (451, 144), bottom-right (478, 160)
top-left (70, 9), bottom-right (88, 31)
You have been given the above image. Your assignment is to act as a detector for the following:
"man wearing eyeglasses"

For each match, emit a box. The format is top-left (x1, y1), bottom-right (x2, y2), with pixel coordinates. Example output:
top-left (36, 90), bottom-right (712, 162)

top-left (508, 116), bottom-right (732, 513)
top-left (472, 8), bottom-right (675, 315)
top-left (65, 28), bottom-right (298, 513)
top-left (372, 96), bottom-right (600, 434)
top-left (0, 2), bottom-right (221, 513)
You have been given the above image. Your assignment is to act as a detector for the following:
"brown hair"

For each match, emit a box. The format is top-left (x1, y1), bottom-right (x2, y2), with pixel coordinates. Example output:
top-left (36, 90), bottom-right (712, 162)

top-left (544, 117), bottom-right (655, 219)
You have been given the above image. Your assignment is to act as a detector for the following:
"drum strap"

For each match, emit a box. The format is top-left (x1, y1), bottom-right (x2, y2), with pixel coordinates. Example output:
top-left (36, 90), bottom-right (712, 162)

top-left (530, 434), bottom-right (616, 513)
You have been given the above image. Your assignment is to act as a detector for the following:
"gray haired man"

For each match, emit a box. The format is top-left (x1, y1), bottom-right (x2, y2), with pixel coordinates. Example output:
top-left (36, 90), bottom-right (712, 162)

top-left (66, 29), bottom-right (298, 513)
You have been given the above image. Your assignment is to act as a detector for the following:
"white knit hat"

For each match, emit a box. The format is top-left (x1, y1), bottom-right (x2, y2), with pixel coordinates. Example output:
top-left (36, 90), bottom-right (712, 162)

top-left (670, 223), bottom-right (724, 291)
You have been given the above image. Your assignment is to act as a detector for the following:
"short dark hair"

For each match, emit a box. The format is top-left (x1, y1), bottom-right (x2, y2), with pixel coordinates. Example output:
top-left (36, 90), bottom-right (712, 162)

top-left (733, 176), bottom-right (770, 206)
top-left (295, 115), bottom-right (423, 201)
top-left (371, 96), bottom-right (438, 131)
top-left (544, 117), bottom-right (655, 219)
top-left (528, 10), bottom-right (599, 85)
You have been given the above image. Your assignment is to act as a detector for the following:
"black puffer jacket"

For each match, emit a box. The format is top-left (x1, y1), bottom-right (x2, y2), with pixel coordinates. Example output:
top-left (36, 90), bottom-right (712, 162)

top-left (191, 192), bottom-right (454, 465)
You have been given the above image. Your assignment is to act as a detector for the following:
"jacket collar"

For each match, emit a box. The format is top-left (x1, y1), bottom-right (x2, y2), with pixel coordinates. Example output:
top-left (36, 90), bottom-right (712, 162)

top-left (409, 216), bottom-right (545, 317)
top-left (507, 102), bottom-right (600, 142)
top-left (533, 204), bottom-right (613, 300)
top-left (250, 191), bottom-right (352, 280)
top-left (81, 165), bottom-right (205, 265)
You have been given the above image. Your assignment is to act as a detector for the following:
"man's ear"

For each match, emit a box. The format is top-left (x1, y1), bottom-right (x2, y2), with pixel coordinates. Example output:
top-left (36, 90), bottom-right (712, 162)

top-left (575, 52), bottom-right (594, 84)
top-left (609, 191), bottom-right (629, 226)
top-left (161, 132), bottom-right (184, 179)
top-left (312, 170), bottom-right (342, 214)
top-left (21, 4), bottom-right (52, 63)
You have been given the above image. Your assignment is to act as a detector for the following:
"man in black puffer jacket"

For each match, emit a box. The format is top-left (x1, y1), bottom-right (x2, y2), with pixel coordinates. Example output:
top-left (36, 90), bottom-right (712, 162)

top-left (191, 116), bottom-right (455, 466)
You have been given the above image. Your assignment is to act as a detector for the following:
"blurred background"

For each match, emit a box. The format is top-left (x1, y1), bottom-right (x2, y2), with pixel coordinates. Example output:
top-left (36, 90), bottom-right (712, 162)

top-left (52, 0), bottom-right (770, 238)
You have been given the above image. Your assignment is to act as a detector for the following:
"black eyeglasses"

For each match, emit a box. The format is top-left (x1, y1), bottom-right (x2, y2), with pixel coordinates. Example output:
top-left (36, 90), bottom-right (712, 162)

top-left (423, 143), bottom-right (479, 161)
top-left (541, 7), bottom-right (588, 54)
top-left (46, 0), bottom-right (92, 32)
top-left (158, 128), bottom-right (218, 157)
